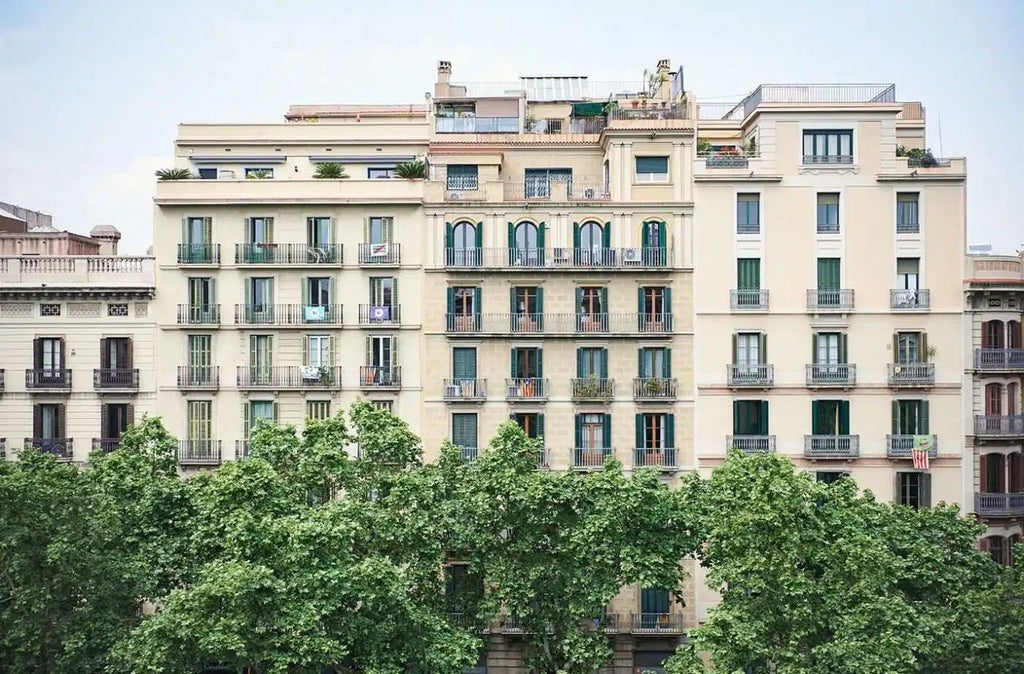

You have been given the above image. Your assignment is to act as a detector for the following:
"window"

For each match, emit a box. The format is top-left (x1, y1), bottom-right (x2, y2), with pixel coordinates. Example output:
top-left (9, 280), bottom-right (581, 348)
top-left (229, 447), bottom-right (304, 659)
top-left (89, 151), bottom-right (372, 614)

top-left (187, 334), bottom-right (212, 378)
top-left (524, 168), bottom-right (571, 197)
top-left (187, 400), bottom-right (212, 442)
top-left (447, 165), bottom-right (478, 191)
top-left (895, 472), bottom-right (931, 509)
top-left (985, 536), bottom-right (1007, 565)
top-left (101, 403), bottom-right (132, 442)
top-left (510, 221), bottom-right (544, 266)
top-left (896, 193), bottom-right (919, 233)
top-left (817, 257), bottom-right (841, 295)
top-left (370, 277), bottom-right (397, 307)
top-left (511, 347), bottom-right (542, 379)
top-left (816, 471), bottom-right (848, 484)
top-left (981, 453), bottom-right (1004, 493)
top-left (367, 167), bottom-right (394, 179)
top-left (733, 400), bottom-right (769, 435)
top-left (197, 167), bottom-right (217, 180)
top-left (447, 221), bottom-right (480, 266)
top-left (306, 400), bottom-right (331, 421)
top-left (249, 335), bottom-right (273, 382)
top-left (637, 413), bottom-right (675, 450)
top-left (307, 217), bottom-right (332, 247)
top-left (245, 217), bottom-right (274, 243)
top-left (306, 335), bottom-right (332, 369)
top-left (640, 220), bottom-right (667, 265)
top-left (452, 347), bottom-right (477, 380)
top-left (574, 221), bottom-right (609, 265)
top-left (368, 335), bottom-right (396, 369)
top-left (735, 258), bottom-right (762, 306)
top-left (452, 413), bottom-right (478, 453)
top-left (895, 332), bottom-right (924, 364)
top-left (802, 129), bottom-right (853, 164)
top-left (737, 194), bottom-right (760, 234)
top-left (34, 403), bottom-right (65, 440)
top-left (575, 413), bottom-right (611, 450)
top-left (99, 337), bottom-right (133, 381)
top-left (896, 258), bottom-right (920, 290)
top-left (188, 277), bottom-right (216, 308)
top-left (244, 167), bottom-right (274, 178)
top-left (182, 216), bottom-right (211, 245)
top-left (578, 287), bottom-right (605, 315)
top-left (640, 588), bottom-right (671, 623)
top-left (635, 156), bottom-right (669, 182)
top-left (246, 401), bottom-right (277, 437)
top-left (300, 277), bottom-right (330, 309)
top-left (367, 217), bottom-right (394, 245)
top-left (734, 333), bottom-right (765, 366)
top-left (983, 320), bottom-right (1005, 349)
top-left (814, 332), bottom-right (847, 366)
top-left (640, 287), bottom-right (669, 317)
top-left (811, 400), bottom-right (850, 435)
top-left (892, 400), bottom-right (929, 435)
top-left (639, 347), bottom-right (670, 379)
top-left (985, 383), bottom-right (1002, 415)
top-left (34, 337), bottom-right (65, 373)
top-left (512, 412), bottom-right (545, 440)
top-left (577, 347), bottom-right (608, 380)
top-left (371, 400), bottom-right (393, 413)
top-left (1010, 321), bottom-right (1023, 348)
top-left (449, 287), bottom-right (477, 317)
top-left (246, 277), bottom-right (274, 317)
top-left (511, 286), bottom-right (541, 317)
top-left (1010, 383), bottom-right (1020, 415)
top-left (816, 193), bottom-right (840, 233)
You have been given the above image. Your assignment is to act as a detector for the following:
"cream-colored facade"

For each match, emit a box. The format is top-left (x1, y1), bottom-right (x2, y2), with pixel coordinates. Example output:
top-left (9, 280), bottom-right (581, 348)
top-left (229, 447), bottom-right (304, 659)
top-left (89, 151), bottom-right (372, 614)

top-left (964, 251), bottom-right (1023, 565)
top-left (0, 224), bottom-right (156, 463)
top-left (146, 64), bottom-right (972, 673)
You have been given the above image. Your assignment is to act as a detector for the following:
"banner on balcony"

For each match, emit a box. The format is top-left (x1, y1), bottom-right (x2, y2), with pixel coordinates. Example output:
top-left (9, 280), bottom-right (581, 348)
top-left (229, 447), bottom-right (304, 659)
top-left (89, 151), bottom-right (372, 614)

top-left (912, 435), bottom-right (932, 470)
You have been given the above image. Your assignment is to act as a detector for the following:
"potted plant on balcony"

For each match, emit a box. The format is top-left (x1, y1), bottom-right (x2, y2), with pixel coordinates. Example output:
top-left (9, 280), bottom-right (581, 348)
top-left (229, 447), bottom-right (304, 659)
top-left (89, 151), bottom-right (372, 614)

top-left (316, 366), bottom-right (334, 385)
top-left (246, 169), bottom-right (273, 179)
top-left (642, 378), bottom-right (666, 396)
top-left (313, 162), bottom-right (350, 179)
top-left (577, 374), bottom-right (603, 398)
top-left (155, 168), bottom-right (194, 180)
top-left (394, 160), bottom-right (426, 180)
top-left (696, 139), bottom-right (711, 155)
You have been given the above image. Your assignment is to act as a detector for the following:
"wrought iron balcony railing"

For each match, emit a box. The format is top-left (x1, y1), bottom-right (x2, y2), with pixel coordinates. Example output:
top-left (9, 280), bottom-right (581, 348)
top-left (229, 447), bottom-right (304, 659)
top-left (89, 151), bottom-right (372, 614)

top-left (359, 366), bottom-right (401, 388)
top-left (176, 366), bottom-right (220, 389)
top-left (572, 447), bottom-right (613, 470)
top-left (885, 435), bottom-right (938, 458)
top-left (357, 243), bottom-right (401, 265)
top-left (633, 377), bottom-right (677, 400)
top-left (629, 613), bottom-right (684, 633)
top-left (728, 364), bottom-right (774, 387)
top-left (633, 448), bottom-right (678, 471)
top-left (727, 435), bottom-right (776, 453)
top-left (93, 368), bottom-right (139, 390)
top-left (92, 438), bottom-right (120, 453)
top-left (806, 289), bottom-right (854, 311)
top-left (442, 247), bottom-right (671, 269)
top-left (357, 304), bottom-right (402, 325)
top-left (24, 438), bottom-right (73, 461)
top-left (805, 435), bottom-right (861, 459)
top-left (178, 440), bottom-right (221, 466)
top-left (177, 243), bottom-right (220, 264)
top-left (444, 312), bottom-right (674, 335)
top-left (806, 363), bottom-right (856, 387)
top-left (887, 362), bottom-right (935, 387)
top-left (891, 288), bottom-right (930, 310)
top-left (442, 378), bottom-right (487, 400)
top-left (571, 377), bottom-right (614, 400)
top-left (236, 366), bottom-right (342, 390)
top-left (233, 304), bottom-right (343, 325)
top-left (25, 369), bottom-right (72, 390)
top-left (235, 243), bottom-right (342, 265)
top-left (506, 378), bottom-right (548, 401)
top-left (176, 304), bottom-right (220, 325)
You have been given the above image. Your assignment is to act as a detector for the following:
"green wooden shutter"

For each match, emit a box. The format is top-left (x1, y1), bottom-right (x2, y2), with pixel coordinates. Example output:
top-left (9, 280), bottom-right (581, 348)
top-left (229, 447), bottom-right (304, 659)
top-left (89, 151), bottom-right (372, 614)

top-left (507, 222), bottom-right (515, 264)
top-left (658, 222), bottom-right (667, 262)
top-left (574, 414), bottom-right (582, 449)
top-left (602, 414), bottom-right (612, 450)
top-left (537, 348), bottom-right (543, 377)
top-left (538, 414), bottom-right (545, 443)
top-left (509, 286), bottom-right (516, 313)
top-left (758, 401), bottom-right (769, 434)
top-left (812, 334), bottom-right (819, 364)
top-left (920, 333), bottom-right (928, 363)
top-left (920, 474), bottom-right (932, 508)
top-left (599, 287), bottom-right (608, 314)
top-left (446, 287), bottom-right (455, 330)
top-left (893, 334), bottom-right (900, 363)
top-left (839, 401), bottom-right (850, 435)
top-left (817, 258), bottom-right (840, 290)
top-left (839, 333), bottom-right (848, 364)
top-left (575, 287), bottom-right (583, 316)
top-left (536, 287), bottom-right (544, 314)
top-left (453, 348), bottom-right (476, 379)
top-left (603, 221), bottom-right (612, 248)
top-left (664, 287), bottom-right (672, 316)
top-left (473, 287), bottom-right (481, 325)
top-left (641, 222), bottom-right (650, 248)
top-left (666, 414), bottom-right (675, 449)
top-left (921, 400), bottom-right (930, 434)
top-left (635, 414), bottom-right (644, 450)
top-left (663, 348), bottom-right (671, 377)
top-left (329, 335), bottom-right (336, 366)
top-left (302, 335), bottom-right (309, 366)
top-left (731, 334), bottom-right (738, 364)
top-left (510, 348), bottom-right (517, 378)
top-left (732, 401), bottom-right (741, 435)
top-left (576, 348), bottom-right (584, 378)
top-left (811, 401), bottom-right (821, 435)
top-left (243, 402), bottom-right (251, 438)
top-left (538, 221), bottom-right (546, 254)
top-left (759, 334), bottom-right (768, 363)
top-left (445, 222), bottom-right (454, 251)
top-left (892, 400), bottom-right (900, 434)
top-left (638, 287), bottom-right (645, 316)
top-left (599, 348), bottom-right (608, 378)
top-left (364, 335), bottom-right (372, 367)
top-left (475, 221), bottom-right (483, 248)
top-left (573, 222), bottom-right (581, 250)
top-left (180, 217), bottom-right (188, 244)
top-left (737, 259), bottom-right (761, 290)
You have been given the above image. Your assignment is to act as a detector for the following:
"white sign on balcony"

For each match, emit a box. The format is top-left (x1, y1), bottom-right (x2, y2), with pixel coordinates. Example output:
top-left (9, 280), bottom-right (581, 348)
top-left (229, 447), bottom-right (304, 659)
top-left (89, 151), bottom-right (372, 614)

top-left (304, 305), bottom-right (326, 321)
top-left (369, 305), bottom-right (391, 321)
top-left (370, 243), bottom-right (390, 257)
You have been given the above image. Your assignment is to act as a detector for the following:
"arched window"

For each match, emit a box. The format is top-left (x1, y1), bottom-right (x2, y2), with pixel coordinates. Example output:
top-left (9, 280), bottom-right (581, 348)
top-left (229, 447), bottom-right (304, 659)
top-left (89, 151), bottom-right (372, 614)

top-left (641, 220), bottom-right (667, 266)
top-left (986, 383), bottom-right (1003, 415)
top-left (575, 221), bottom-right (607, 266)
top-left (512, 222), bottom-right (541, 267)
top-left (983, 320), bottom-right (1005, 348)
top-left (1009, 320), bottom-right (1022, 349)
top-left (580, 221), bottom-right (603, 250)
top-left (451, 221), bottom-right (478, 266)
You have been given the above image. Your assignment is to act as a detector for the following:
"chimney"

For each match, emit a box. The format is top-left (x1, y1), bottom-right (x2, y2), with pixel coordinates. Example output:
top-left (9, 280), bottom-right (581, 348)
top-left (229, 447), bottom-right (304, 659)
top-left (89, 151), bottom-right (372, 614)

top-left (657, 59), bottom-right (670, 75)
top-left (89, 225), bottom-right (121, 256)
top-left (437, 60), bottom-right (452, 84)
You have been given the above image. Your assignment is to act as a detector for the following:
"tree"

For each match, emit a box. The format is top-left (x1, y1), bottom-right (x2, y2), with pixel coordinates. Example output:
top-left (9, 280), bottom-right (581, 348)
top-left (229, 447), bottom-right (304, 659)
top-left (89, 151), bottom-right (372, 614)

top-left (455, 423), bottom-right (695, 674)
top-left (668, 451), bottom-right (1024, 674)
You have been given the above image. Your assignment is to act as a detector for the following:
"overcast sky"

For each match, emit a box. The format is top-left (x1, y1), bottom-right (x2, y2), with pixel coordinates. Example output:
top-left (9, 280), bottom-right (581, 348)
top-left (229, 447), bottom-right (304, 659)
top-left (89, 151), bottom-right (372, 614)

top-left (0, 0), bottom-right (1021, 254)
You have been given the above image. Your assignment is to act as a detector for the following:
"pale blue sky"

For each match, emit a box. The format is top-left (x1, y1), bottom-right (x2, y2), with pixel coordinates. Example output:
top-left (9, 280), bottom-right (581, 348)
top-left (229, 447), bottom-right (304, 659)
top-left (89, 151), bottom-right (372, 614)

top-left (0, 0), bottom-right (1021, 254)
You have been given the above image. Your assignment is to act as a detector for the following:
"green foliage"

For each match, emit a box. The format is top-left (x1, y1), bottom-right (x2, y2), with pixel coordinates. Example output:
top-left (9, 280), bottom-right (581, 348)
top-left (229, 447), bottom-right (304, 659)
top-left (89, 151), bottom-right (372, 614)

top-left (154, 167), bottom-right (193, 180)
top-left (393, 160), bottom-right (426, 179)
top-left (696, 138), bottom-right (711, 154)
top-left (313, 162), bottom-right (349, 179)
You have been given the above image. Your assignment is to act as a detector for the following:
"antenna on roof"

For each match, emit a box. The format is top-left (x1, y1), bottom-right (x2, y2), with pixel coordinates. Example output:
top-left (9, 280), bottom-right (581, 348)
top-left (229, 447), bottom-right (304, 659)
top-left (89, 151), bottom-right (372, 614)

top-left (937, 114), bottom-right (943, 158)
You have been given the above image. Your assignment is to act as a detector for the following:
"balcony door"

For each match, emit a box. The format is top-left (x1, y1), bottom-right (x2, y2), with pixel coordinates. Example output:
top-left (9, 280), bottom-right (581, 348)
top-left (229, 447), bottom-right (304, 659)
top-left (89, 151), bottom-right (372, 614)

top-left (448, 221), bottom-right (480, 266)
top-left (511, 348), bottom-right (541, 380)
top-left (640, 588), bottom-right (670, 625)
top-left (577, 413), bottom-right (610, 451)
top-left (306, 277), bottom-right (331, 307)
top-left (188, 334), bottom-right (212, 382)
top-left (35, 337), bottom-right (65, 383)
top-left (812, 400), bottom-right (849, 436)
top-left (733, 400), bottom-right (768, 436)
top-left (577, 347), bottom-right (607, 379)
top-left (307, 217), bottom-right (332, 247)
top-left (246, 217), bottom-right (274, 244)
top-left (892, 400), bottom-right (928, 435)
top-left (249, 335), bottom-right (273, 384)
top-left (306, 335), bottom-right (332, 369)
top-left (101, 403), bottom-right (132, 442)
top-left (639, 347), bottom-right (669, 379)
top-left (575, 221), bottom-right (609, 265)
top-left (368, 335), bottom-right (395, 370)
top-left (188, 277), bottom-right (215, 310)
top-left (187, 400), bottom-right (212, 444)
top-left (895, 332), bottom-right (923, 364)
top-left (102, 337), bottom-right (132, 371)
top-left (510, 221), bottom-right (543, 266)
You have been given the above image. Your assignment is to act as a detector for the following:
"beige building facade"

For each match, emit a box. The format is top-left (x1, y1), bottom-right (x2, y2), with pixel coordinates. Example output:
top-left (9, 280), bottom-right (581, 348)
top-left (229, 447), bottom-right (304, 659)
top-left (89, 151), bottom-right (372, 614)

top-left (0, 221), bottom-right (156, 463)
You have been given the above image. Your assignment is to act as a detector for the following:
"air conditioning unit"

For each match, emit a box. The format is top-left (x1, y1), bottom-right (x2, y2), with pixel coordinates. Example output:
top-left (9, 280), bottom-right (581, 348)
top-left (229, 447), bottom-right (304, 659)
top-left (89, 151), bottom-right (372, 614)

top-left (445, 384), bottom-right (461, 397)
top-left (622, 248), bottom-right (642, 264)
top-left (301, 366), bottom-right (321, 380)
top-left (553, 248), bottom-right (570, 263)
top-left (370, 243), bottom-right (390, 257)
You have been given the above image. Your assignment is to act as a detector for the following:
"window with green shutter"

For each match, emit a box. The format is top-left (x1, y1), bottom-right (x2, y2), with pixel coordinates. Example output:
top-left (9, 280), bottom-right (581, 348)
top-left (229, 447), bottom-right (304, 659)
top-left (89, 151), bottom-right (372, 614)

top-left (451, 413), bottom-right (478, 450)
top-left (733, 400), bottom-right (768, 435)
top-left (812, 400), bottom-right (849, 435)
top-left (452, 348), bottom-right (477, 379)
top-left (737, 258), bottom-right (761, 290)
top-left (817, 258), bottom-right (841, 290)
top-left (892, 400), bottom-right (928, 435)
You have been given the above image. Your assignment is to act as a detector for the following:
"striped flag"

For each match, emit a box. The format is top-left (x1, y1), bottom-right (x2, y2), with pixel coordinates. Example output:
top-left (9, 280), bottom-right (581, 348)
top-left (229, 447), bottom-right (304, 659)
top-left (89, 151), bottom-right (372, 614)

top-left (912, 435), bottom-right (932, 470)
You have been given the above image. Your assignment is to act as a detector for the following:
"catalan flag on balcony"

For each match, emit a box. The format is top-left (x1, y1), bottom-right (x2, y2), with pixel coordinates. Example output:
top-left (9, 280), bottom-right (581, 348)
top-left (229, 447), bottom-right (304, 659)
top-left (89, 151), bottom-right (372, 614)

top-left (912, 435), bottom-right (933, 470)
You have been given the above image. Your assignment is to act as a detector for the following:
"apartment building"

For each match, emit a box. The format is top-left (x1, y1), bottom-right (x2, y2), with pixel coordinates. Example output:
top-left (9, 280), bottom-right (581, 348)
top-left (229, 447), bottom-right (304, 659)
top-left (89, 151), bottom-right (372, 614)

top-left (691, 86), bottom-right (967, 618)
top-left (0, 219), bottom-right (156, 462)
top-left (965, 251), bottom-right (1024, 566)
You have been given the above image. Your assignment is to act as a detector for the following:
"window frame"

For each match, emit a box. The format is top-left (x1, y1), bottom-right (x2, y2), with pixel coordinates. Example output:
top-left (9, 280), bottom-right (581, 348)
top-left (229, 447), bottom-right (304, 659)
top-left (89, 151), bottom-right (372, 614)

top-left (802, 129), bottom-right (854, 165)
top-left (634, 156), bottom-right (669, 183)
top-left (736, 193), bottom-right (761, 234)
top-left (367, 167), bottom-right (395, 179)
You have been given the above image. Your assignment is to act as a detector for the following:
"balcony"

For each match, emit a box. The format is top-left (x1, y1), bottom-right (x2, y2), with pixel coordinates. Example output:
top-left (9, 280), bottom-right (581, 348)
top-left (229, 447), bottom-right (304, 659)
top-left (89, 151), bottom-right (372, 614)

top-left (572, 448), bottom-right (612, 470)
top-left (442, 378), bottom-right (487, 401)
top-left (886, 435), bottom-right (938, 458)
top-left (731, 289), bottom-right (769, 311)
top-left (975, 493), bottom-right (1024, 518)
top-left (24, 438), bottom-right (73, 461)
top-left (359, 366), bottom-right (401, 389)
top-left (633, 377), bottom-right (677, 401)
top-left (235, 440), bottom-right (250, 460)
top-left (177, 243), bottom-right (220, 265)
top-left (506, 378), bottom-right (548, 401)
top-left (234, 243), bottom-right (343, 265)
top-left (633, 448), bottom-right (678, 472)
top-left (975, 349), bottom-right (1024, 372)
top-left (236, 366), bottom-right (342, 390)
top-left (727, 364), bottom-right (774, 388)
top-left (805, 435), bottom-right (861, 460)
top-left (457, 446), bottom-right (478, 462)
top-left (25, 369), bottom-right (72, 391)
top-left (442, 247), bottom-right (670, 270)
top-left (727, 435), bottom-right (776, 454)
top-left (444, 312), bottom-right (673, 336)
top-left (975, 415), bottom-right (1024, 438)
top-left (357, 243), bottom-right (401, 265)
top-left (93, 368), bottom-right (140, 391)
top-left (448, 612), bottom-right (489, 633)
top-left (0, 256), bottom-right (154, 289)
top-left (357, 304), bottom-right (402, 326)
top-left (806, 363), bottom-right (856, 388)
top-left (178, 440), bottom-right (221, 466)
top-left (887, 363), bottom-right (935, 387)
top-left (155, 177), bottom-right (424, 205)
top-left (176, 304), bottom-right (221, 325)
top-left (435, 116), bottom-right (519, 134)
top-left (176, 366), bottom-right (220, 390)
top-left (891, 289), bottom-right (930, 310)
top-left (233, 304), bottom-right (343, 326)
top-left (571, 377), bottom-right (614, 401)
top-left (92, 438), bottom-right (120, 453)
top-left (698, 149), bottom-right (758, 169)
top-left (896, 220), bottom-right (919, 235)
top-left (629, 613), bottom-right (684, 634)
top-left (806, 289), bottom-right (854, 311)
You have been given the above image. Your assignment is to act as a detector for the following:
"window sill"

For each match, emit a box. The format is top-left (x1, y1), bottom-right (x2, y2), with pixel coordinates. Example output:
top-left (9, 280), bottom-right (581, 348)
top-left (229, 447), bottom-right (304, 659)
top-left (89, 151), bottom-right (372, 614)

top-left (799, 163), bottom-right (860, 175)
top-left (633, 179), bottom-right (671, 186)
